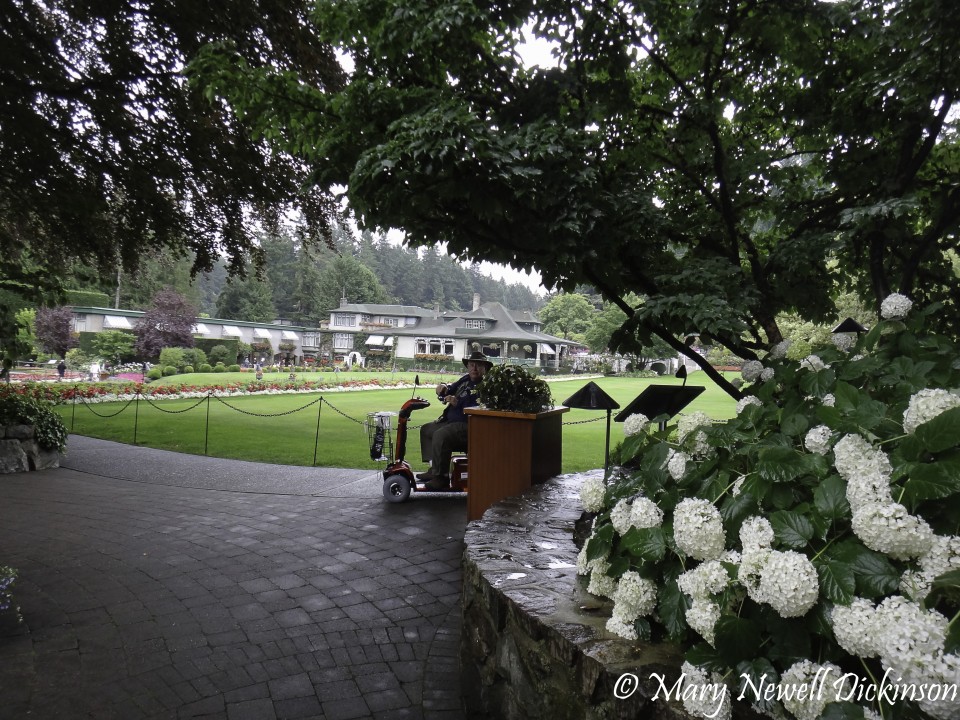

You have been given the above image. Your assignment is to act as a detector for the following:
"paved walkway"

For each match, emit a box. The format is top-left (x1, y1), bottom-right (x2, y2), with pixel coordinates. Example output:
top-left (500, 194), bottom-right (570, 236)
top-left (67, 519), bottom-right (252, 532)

top-left (0, 436), bottom-right (468, 719)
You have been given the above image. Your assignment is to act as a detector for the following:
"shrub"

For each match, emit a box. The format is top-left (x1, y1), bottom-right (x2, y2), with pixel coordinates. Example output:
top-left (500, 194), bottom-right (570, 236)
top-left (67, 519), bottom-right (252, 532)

top-left (478, 365), bottom-right (553, 414)
top-left (579, 296), bottom-right (960, 720)
top-left (146, 367), bottom-right (163, 381)
top-left (228, 364), bottom-right (240, 372)
top-left (198, 363), bottom-right (212, 373)
top-left (208, 344), bottom-right (230, 366)
top-left (212, 363), bottom-right (226, 373)
top-left (182, 347), bottom-right (207, 369)
top-left (182, 365), bottom-right (194, 374)
top-left (159, 347), bottom-right (185, 369)
top-left (162, 366), bottom-right (177, 376)
top-left (0, 393), bottom-right (68, 451)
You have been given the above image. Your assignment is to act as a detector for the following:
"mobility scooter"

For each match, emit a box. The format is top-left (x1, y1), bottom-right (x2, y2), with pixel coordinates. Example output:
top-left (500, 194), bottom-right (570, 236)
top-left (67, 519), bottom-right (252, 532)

top-left (373, 377), bottom-right (468, 503)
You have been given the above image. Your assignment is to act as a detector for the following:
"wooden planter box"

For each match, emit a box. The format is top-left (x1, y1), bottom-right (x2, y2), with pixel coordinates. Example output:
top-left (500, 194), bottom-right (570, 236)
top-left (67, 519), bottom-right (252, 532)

top-left (463, 406), bottom-right (568, 521)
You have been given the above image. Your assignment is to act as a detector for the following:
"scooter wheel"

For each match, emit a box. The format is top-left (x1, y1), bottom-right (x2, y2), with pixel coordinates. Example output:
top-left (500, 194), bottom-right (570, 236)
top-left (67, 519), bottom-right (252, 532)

top-left (383, 474), bottom-right (412, 503)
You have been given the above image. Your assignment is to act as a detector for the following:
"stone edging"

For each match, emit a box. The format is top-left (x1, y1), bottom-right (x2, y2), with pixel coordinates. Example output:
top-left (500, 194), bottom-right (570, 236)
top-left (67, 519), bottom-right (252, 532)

top-left (460, 473), bottom-right (693, 720)
top-left (0, 425), bottom-right (60, 474)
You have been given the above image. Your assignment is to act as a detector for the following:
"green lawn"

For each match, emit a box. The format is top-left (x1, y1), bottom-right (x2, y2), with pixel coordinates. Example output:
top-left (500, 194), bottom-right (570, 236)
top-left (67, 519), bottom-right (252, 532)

top-left (60, 373), bottom-right (736, 473)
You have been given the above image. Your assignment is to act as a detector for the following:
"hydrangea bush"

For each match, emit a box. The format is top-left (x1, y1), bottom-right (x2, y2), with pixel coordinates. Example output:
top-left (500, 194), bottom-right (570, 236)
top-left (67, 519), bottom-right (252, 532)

top-left (578, 297), bottom-right (960, 720)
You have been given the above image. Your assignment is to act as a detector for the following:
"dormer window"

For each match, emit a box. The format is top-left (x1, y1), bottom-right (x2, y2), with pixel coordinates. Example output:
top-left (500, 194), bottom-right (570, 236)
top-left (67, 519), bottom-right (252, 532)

top-left (466, 319), bottom-right (486, 330)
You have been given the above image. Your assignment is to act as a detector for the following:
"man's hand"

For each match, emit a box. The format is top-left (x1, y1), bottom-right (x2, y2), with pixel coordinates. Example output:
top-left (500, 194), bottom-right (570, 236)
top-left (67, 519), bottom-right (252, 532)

top-left (444, 394), bottom-right (458, 407)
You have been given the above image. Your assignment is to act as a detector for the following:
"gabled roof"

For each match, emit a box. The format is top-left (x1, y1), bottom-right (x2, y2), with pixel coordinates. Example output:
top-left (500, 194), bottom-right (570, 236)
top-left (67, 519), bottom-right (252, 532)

top-left (392, 302), bottom-right (567, 346)
top-left (335, 303), bottom-right (436, 318)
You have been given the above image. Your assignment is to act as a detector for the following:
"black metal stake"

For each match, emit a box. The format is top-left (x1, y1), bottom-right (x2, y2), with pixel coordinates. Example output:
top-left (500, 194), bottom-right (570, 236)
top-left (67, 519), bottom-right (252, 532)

top-left (204, 393), bottom-right (211, 455)
top-left (605, 409), bottom-right (611, 470)
top-left (71, 393), bottom-right (77, 431)
top-left (133, 393), bottom-right (140, 445)
top-left (313, 398), bottom-right (323, 466)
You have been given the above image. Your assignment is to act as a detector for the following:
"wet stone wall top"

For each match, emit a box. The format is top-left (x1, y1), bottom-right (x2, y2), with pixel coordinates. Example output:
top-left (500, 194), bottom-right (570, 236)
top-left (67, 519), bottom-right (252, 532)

top-left (460, 472), bottom-right (695, 720)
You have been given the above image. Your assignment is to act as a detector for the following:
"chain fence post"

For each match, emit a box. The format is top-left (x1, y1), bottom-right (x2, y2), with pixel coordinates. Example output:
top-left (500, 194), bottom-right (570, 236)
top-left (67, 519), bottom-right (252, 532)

top-left (204, 391), bottom-right (211, 455)
top-left (71, 392), bottom-right (77, 432)
top-left (313, 397), bottom-right (323, 466)
top-left (133, 391), bottom-right (140, 445)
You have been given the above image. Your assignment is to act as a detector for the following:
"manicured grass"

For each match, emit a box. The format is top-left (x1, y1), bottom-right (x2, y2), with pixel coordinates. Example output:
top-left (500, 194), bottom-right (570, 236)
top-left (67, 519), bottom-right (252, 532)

top-left (59, 373), bottom-right (736, 473)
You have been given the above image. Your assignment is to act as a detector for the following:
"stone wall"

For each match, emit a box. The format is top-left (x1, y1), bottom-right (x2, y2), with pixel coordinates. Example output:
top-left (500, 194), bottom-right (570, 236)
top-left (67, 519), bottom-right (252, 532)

top-left (460, 474), bottom-right (694, 720)
top-left (0, 425), bottom-right (61, 474)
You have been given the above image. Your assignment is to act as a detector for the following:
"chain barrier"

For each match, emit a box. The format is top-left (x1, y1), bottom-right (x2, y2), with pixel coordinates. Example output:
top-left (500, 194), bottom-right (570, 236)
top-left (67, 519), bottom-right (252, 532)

top-left (318, 396), bottom-right (367, 426)
top-left (75, 394), bottom-right (139, 418)
top-left (138, 393), bottom-right (210, 414)
top-left (562, 416), bottom-right (605, 426)
top-left (212, 393), bottom-right (322, 417)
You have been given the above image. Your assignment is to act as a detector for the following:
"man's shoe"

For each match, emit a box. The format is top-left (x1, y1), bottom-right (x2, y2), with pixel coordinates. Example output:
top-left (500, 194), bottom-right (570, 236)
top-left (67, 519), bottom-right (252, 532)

top-left (416, 471), bottom-right (436, 482)
top-left (426, 476), bottom-right (451, 491)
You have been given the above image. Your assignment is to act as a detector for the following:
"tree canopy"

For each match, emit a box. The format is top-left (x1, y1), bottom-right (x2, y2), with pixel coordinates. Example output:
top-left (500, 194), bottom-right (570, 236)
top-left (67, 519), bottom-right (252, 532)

top-left (134, 288), bottom-right (197, 360)
top-left (0, 0), bottom-right (345, 351)
top-left (195, 0), bottom-right (960, 396)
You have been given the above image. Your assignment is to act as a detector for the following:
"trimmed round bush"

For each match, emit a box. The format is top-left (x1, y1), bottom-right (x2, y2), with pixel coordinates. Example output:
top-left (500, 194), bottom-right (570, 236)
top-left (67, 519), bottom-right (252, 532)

top-left (228, 364), bottom-right (240, 372)
top-left (213, 363), bottom-right (226, 373)
top-left (182, 365), bottom-right (194, 374)
top-left (162, 365), bottom-right (178, 376)
top-left (198, 363), bottom-right (213, 373)
top-left (146, 367), bottom-right (163, 381)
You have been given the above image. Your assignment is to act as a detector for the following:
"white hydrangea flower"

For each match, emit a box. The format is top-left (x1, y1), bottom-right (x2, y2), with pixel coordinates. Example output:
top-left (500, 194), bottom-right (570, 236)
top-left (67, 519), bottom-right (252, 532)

top-left (667, 450), bottom-right (690, 480)
top-left (610, 498), bottom-right (634, 535)
top-left (900, 535), bottom-right (960, 601)
top-left (800, 354), bottom-right (826, 372)
top-left (769, 339), bottom-right (792, 360)
top-left (741, 360), bottom-right (764, 383)
top-left (833, 434), bottom-right (894, 508)
top-left (587, 559), bottom-right (617, 598)
top-left (686, 598), bottom-right (721, 645)
top-left (739, 516), bottom-right (775, 552)
top-left (831, 333), bottom-right (855, 352)
top-left (831, 597), bottom-right (879, 657)
top-left (575, 543), bottom-right (599, 576)
top-left (612, 570), bottom-right (658, 618)
top-left (822, 393), bottom-right (836, 407)
top-left (605, 613), bottom-right (638, 640)
top-left (912, 652), bottom-right (960, 720)
top-left (678, 411), bottom-right (711, 442)
top-left (736, 395), bottom-right (762, 414)
top-left (738, 549), bottom-right (771, 604)
top-left (731, 378), bottom-right (744, 389)
top-left (678, 560), bottom-right (731, 599)
top-left (760, 367), bottom-right (775, 383)
top-left (680, 662), bottom-right (732, 720)
top-left (623, 413), bottom-right (650, 437)
top-left (731, 475), bottom-right (746, 497)
top-left (851, 502), bottom-right (935, 560)
top-left (803, 425), bottom-right (833, 456)
top-left (903, 388), bottom-right (960, 434)
top-left (579, 475), bottom-right (606, 512)
top-left (757, 550), bottom-right (820, 618)
top-left (779, 660), bottom-right (841, 720)
top-left (873, 595), bottom-right (949, 662)
top-left (630, 496), bottom-right (664, 529)
top-left (880, 292), bottom-right (913, 320)
top-left (673, 498), bottom-right (725, 561)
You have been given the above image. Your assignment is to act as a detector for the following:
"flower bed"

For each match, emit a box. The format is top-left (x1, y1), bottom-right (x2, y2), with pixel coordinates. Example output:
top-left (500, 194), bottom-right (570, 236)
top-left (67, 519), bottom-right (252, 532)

top-left (0, 377), bottom-right (418, 404)
top-left (578, 295), bottom-right (960, 720)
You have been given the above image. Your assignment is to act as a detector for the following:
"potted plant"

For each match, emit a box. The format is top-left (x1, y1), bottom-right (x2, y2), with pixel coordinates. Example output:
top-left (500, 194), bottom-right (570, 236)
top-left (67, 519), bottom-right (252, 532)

top-left (465, 364), bottom-right (568, 520)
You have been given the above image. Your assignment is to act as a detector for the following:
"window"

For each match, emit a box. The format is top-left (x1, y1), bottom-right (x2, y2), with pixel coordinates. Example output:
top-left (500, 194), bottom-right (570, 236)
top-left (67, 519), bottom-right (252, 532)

top-left (301, 332), bottom-right (319, 347)
top-left (466, 319), bottom-right (485, 330)
top-left (418, 338), bottom-right (454, 355)
top-left (333, 333), bottom-right (353, 349)
top-left (334, 314), bottom-right (354, 327)
top-left (73, 314), bottom-right (87, 332)
top-left (384, 317), bottom-right (398, 327)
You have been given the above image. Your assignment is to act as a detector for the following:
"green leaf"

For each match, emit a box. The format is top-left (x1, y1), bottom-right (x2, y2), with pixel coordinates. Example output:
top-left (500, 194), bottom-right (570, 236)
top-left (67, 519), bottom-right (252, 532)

top-left (915, 406), bottom-right (960, 454)
top-left (901, 456), bottom-right (960, 503)
top-left (814, 558), bottom-right (855, 604)
top-left (770, 510), bottom-right (815, 549)
top-left (714, 615), bottom-right (762, 666)
top-left (658, 579), bottom-right (690, 640)
top-left (586, 523), bottom-right (614, 562)
top-left (924, 568), bottom-right (960, 612)
top-left (832, 542), bottom-right (900, 598)
top-left (813, 475), bottom-right (849, 521)
top-left (756, 446), bottom-right (805, 483)
top-left (685, 643), bottom-right (727, 673)
top-left (820, 702), bottom-right (869, 720)
top-left (736, 658), bottom-right (779, 715)
top-left (780, 412), bottom-right (809, 437)
top-left (799, 367), bottom-right (836, 397)
top-left (620, 526), bottom-right (667, 562)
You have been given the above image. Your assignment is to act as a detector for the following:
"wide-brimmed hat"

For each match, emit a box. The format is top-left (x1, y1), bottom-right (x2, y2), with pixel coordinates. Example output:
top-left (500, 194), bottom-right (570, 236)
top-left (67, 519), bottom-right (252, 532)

top-left (462, 351), bottom-right (493, 370)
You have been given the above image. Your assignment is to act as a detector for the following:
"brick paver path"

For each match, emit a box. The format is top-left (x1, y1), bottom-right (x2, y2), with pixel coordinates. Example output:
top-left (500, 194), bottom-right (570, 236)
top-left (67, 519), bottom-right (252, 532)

top-left (0, 437), bottom-right (467, 719)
